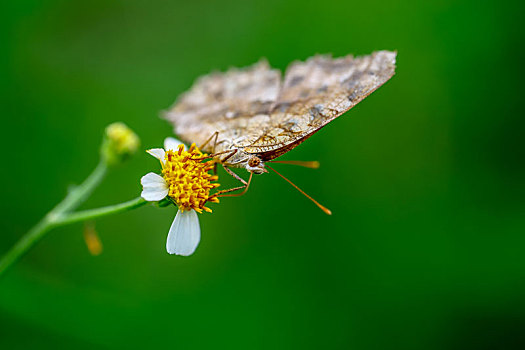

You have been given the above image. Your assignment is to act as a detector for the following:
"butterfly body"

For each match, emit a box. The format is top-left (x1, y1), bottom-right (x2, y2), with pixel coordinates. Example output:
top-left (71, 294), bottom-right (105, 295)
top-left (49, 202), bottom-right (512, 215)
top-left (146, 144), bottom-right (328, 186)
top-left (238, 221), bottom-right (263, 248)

top-left (214, 147), bottom-right (266, 174)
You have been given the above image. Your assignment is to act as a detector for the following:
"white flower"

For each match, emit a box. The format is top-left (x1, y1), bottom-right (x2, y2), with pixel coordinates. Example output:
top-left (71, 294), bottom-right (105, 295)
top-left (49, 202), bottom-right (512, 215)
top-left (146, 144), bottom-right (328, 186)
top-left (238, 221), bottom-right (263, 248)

top-left (145, 137), bottom-right (187, 165)
top-left (140, 172), bottom-right (169, 201)
top-left (167, 210), bottom-right (201, 256)
top-left (140, 137), bottom-right (202, 256)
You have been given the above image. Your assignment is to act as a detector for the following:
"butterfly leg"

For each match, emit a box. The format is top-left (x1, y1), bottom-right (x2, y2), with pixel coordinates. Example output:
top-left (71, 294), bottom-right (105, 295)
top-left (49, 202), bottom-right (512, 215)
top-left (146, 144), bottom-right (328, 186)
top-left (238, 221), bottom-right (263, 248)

top-left (199, 131), bottom-right (219, 153)
top-left (222, 165), bottom-right (248, 186)
top-left (212, 165), bottom-right (252, 197)
top-left (191, 149), bottom-right (236, 162)
top-left (219, 149), bottom-right (237, 163)
top-left (211, 148), bottom-right (236, 175)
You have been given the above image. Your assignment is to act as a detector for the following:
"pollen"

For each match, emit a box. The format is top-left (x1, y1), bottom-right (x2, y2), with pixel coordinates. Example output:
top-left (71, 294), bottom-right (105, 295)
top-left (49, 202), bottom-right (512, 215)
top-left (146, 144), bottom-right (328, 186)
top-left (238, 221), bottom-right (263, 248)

top-left (162, 143), bottom-right (220, 213)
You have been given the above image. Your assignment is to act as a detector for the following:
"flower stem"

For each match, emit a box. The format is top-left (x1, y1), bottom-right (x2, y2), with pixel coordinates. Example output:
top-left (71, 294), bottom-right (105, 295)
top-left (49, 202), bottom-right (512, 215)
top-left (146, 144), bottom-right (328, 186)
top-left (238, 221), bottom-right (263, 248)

top-left (53, 197), bottom-right (147, 226)
top-left (0, 217), bottom-right (53, 278)
top-left (0, 161), bottom-right (145, 278)
top-left (51, 161), bottom-right (108, 214)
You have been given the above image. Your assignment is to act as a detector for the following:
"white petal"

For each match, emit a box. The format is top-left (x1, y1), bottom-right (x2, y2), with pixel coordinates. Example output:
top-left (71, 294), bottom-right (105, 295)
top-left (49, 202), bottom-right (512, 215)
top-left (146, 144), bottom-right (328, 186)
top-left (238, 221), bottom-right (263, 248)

top-left (147, 148), bottom-right (166, 162)
top-left (164, 137), bottom-right (186, 151)
top-left (166, 210), bottom-right (201, 256)
top-left (140, 172), bottom-right (168, 201)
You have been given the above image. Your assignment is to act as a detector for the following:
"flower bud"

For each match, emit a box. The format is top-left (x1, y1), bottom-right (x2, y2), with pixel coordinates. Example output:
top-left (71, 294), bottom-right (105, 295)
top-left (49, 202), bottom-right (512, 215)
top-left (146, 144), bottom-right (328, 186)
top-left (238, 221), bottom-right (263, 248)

top-left (101, 122), bottom-right (140, 166)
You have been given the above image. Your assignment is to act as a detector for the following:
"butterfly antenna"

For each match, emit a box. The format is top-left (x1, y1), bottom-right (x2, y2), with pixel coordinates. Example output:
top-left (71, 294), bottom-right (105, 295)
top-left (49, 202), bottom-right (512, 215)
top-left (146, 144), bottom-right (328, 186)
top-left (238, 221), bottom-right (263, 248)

top-left (268, 160), bottom-right (320, 169)
top-left (266, 165), bottom-right (332, 215)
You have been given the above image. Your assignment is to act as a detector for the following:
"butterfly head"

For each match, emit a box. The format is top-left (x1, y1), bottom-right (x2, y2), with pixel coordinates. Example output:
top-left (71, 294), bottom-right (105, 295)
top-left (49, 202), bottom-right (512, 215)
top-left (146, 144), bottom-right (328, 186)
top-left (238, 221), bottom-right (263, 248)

top-left (246, 155), bottom-right (266, 174)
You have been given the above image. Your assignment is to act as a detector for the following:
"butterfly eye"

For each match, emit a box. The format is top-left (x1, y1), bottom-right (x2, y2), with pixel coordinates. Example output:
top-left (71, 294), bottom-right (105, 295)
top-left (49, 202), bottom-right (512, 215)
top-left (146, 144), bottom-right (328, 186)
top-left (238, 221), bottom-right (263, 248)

top-left (248, 157), bottom-right (261, 168)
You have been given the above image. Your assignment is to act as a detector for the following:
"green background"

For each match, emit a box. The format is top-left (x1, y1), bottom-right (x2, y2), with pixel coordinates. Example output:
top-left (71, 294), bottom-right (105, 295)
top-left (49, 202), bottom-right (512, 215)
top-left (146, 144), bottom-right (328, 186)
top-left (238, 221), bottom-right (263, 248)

top-left (1, 0), bottom-right (524, 348)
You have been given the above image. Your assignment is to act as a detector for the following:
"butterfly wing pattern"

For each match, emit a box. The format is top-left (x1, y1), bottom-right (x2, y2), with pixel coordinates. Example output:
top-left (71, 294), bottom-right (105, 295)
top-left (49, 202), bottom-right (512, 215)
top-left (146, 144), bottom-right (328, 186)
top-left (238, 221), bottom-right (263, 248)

top-left (165, 51), bottom-right (396, 160)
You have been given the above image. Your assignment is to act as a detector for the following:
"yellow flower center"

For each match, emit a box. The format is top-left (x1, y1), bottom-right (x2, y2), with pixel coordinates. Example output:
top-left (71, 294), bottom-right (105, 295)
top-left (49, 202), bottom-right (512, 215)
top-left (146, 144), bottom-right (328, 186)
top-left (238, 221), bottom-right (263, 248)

top-left (162, 143), bottom-right (220, 213)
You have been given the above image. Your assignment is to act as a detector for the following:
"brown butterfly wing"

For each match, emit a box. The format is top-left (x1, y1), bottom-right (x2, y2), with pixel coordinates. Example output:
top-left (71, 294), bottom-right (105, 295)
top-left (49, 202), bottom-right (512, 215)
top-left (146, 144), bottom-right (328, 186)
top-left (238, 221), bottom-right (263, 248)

top-left (165, 51), bottom-right (396, 158)
top-left (241, 51), bottom-right (397, 159)
top-left (164, 59), bottom-right (281, 153)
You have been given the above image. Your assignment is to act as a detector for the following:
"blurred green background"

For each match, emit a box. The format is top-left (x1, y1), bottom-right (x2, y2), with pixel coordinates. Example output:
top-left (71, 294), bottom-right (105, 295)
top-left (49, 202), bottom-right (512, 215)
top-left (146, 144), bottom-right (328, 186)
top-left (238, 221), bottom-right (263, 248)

top-left (1, 0), bottom-right (524, 348)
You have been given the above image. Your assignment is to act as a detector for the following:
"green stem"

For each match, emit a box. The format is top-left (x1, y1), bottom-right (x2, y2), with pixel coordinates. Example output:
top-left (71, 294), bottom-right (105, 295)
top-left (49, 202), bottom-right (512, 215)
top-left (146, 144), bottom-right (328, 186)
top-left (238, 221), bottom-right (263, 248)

top-left (0, 217), bottom-right (53, 278)
top-left (0, 161), bottom-right (146, 278)
top-left (51, 161), bottom-right (107, 215)
top-left (54, 197), bottom-right (147, 226)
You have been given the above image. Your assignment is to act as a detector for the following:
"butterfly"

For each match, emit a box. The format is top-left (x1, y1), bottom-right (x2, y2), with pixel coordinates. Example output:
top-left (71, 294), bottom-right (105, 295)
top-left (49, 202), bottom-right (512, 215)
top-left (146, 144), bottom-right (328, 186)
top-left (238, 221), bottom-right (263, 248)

top-left (165, 50), bottom-right (397, 214)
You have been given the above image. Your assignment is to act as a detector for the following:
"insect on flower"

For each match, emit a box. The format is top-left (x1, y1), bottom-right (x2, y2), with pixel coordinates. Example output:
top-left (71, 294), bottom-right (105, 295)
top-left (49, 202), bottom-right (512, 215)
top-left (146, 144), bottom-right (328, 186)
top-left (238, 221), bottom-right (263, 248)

top-left (164, 51), bottom-right (397, 214)
top-left (141, 137), bottom-right (220, 256)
